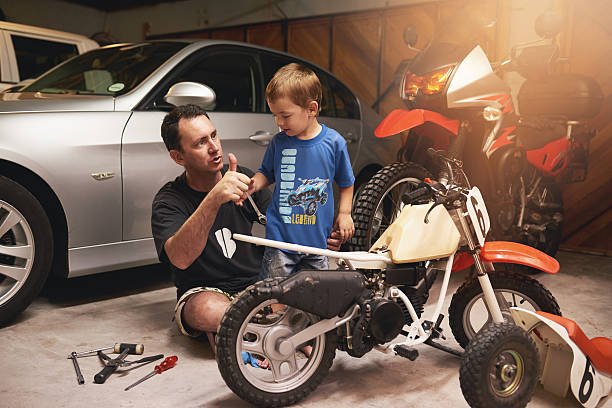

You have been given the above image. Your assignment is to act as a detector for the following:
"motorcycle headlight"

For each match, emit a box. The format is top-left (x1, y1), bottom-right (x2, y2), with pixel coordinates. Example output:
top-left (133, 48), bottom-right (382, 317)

top-left (402, 65), bottom-right (454, 98)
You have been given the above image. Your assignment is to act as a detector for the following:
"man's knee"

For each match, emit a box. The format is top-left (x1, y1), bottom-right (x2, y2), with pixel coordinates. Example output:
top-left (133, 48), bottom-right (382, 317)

top-left (183, 291), bottom-right (231, 332)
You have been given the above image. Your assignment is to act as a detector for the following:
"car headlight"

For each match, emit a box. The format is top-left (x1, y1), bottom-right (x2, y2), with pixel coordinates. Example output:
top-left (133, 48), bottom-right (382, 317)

top-left (402, 65), bottom-right (454, 98)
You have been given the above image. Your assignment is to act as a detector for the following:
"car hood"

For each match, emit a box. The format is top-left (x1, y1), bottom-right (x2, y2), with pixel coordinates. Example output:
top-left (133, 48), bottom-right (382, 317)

top-left (0, 92), bottom-right (114, 113)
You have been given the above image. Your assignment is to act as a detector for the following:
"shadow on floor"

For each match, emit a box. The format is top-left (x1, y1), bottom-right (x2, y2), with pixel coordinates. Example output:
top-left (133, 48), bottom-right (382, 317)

top-left (40, 263), bottom-right (173, 307)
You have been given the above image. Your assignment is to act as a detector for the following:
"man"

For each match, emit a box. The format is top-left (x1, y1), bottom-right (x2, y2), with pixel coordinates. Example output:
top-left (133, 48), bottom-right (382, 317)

top-left (151, 104), bottom-right (342, 353)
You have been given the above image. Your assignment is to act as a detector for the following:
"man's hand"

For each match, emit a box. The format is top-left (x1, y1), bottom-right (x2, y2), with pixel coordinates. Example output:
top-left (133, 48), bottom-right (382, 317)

top-left (326, 229), bottom-right (343, 251)
top-left (333, 213), bottom-right (355, 243)
top-left (210, 153), bottom-right (250, 206)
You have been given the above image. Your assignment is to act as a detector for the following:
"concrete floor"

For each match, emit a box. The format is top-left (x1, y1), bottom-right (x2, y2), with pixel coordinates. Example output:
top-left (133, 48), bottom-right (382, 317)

top-left (1, 250), bottom-right (611, 408)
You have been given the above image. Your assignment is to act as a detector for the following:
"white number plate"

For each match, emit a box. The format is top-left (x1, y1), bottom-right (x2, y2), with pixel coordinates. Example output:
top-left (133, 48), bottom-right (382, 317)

top-left (466, 186), bottom-right (490, 246)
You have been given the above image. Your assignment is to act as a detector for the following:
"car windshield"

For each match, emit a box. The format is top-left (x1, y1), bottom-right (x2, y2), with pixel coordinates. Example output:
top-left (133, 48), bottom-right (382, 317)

top-left (20, 42), bottom-right (189, 96)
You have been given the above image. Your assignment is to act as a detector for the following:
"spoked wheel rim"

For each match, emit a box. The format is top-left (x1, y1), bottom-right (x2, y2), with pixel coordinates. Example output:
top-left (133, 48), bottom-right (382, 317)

top-left (462, 289), bottom-right (541, 341)
top-left (489, 349), bottom-right (524, 397)
top-left (0, 200), bottom-right (35, 306)
top-left (236, 299), bottom-right (326, 393)
top-left (370, 177), bottom-right (422, 248)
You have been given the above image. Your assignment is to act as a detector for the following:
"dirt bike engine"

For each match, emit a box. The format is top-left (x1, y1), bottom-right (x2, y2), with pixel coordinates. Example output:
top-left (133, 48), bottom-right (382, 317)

top-left (364, 298), bottom-right (405, 343)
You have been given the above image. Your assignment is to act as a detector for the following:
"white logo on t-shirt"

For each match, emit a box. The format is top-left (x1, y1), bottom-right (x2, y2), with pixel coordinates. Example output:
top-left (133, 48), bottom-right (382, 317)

top-left (215, 228), bottom-right (236, 258)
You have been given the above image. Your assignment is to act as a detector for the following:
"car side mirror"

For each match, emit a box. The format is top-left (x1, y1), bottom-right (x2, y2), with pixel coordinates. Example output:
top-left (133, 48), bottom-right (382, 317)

top-left (163, 81), bottom-right (216, 107)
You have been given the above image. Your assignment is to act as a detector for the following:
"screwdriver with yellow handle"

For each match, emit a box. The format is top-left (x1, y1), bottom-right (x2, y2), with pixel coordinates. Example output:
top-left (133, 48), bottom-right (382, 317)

top-left (124, 355), bottom-right (178, 391)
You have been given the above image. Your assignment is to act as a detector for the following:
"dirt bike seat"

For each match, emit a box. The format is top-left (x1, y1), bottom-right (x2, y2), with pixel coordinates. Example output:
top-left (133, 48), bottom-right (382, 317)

top-left (536, 311), bottom-right (612, 375)
top-left (515, 117), bottom-right (566, 151)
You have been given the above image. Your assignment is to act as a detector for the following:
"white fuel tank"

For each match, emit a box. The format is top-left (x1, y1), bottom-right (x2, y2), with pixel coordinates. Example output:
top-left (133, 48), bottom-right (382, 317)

top-left (370, 203), bottom-right (460, 263)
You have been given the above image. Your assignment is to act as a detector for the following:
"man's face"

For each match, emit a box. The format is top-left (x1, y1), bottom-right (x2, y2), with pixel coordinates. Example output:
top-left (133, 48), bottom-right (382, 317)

top-left (172, 115), bottom-right (223, 174)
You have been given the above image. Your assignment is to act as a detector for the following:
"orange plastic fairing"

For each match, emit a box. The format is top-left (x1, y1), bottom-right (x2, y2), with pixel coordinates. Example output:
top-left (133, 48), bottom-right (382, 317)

top-left (451, 251), bottom-right (474, 272)
top-left (451, 241), bottom-right (560, 274)
top-left (480, 241), bottom-right (559, 273)
top-left (374, 109), bottom-right (460, 138)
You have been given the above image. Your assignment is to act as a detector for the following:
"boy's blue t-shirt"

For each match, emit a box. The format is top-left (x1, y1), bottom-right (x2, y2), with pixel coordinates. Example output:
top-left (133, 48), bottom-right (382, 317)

top-left (258, 124), bottom-right (355, 249)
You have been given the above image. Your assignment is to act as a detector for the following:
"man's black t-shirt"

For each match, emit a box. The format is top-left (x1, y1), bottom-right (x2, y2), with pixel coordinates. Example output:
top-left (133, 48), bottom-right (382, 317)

top-left (151, 165), bottom-right (271, 299)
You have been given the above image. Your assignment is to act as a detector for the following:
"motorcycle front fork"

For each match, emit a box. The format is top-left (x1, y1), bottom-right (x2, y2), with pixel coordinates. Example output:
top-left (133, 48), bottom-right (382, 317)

top-left (455, 208), bottom-right (505, 324)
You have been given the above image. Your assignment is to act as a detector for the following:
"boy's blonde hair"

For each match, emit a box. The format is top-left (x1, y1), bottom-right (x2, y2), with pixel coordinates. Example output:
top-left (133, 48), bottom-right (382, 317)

top-left (266, 63), bottom-right (322, 111)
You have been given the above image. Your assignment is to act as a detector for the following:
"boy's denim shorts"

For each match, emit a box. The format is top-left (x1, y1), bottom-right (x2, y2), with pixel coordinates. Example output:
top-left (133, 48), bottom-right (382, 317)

top-left (260, 246), bottom-right (329, 280)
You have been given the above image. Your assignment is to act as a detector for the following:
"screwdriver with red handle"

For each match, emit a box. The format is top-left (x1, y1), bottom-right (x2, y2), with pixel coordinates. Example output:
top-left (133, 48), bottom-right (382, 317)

top-left (124, 355), bottom-right (178, 391)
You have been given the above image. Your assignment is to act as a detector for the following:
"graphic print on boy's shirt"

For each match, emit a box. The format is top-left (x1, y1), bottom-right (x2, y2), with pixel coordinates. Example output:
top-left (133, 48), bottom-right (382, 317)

top-left (286, 177), bottom-right (329, 224)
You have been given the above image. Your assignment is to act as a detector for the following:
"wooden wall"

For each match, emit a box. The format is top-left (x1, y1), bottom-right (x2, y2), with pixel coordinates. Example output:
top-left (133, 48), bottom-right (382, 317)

top-left (557, 0), bottom-right (612, 255)
top-left (149, 0), bottom-right (611, 255)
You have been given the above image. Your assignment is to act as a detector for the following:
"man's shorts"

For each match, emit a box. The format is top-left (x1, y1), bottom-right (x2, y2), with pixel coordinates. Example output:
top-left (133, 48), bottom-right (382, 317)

top-left (173, 286), bottom-right (234, 337)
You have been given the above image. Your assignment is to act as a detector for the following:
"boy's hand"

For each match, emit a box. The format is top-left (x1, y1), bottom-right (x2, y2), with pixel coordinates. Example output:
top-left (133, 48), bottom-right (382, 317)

top-left (247, 177), bottom-right (256, 195)
top-left (334, 213), bottom-right (354, 243)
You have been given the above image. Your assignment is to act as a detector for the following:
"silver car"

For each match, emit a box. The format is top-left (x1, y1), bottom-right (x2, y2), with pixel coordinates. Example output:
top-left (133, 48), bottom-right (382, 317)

top-left (0, 40), bottom-right (400, 324)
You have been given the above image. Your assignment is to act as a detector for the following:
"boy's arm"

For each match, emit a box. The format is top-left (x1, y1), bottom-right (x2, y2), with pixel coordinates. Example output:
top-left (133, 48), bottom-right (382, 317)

top-left (334, 184), bottom-right (355, 243)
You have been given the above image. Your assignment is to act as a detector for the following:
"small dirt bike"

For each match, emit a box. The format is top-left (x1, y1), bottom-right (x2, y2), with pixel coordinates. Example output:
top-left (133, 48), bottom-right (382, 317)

top-left (216, 150), bottom-right (560, 408)
top-left (350, 11), bottom-right (604, 258)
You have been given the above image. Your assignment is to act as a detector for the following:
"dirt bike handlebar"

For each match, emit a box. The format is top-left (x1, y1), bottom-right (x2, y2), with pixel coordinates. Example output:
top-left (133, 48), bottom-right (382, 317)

top-left (403, 185), bottom-right (431, 203)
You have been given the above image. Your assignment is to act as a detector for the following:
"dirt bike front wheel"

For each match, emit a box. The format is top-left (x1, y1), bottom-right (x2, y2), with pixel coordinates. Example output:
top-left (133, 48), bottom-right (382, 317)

top-left (448, 270), bottom-right (561, 349)
top-left (348, 162), bottom-right (432, 251)
top-left (460, 322), bottom-right (539, 408)
top-left (216, 278), bottom-right (337, 407)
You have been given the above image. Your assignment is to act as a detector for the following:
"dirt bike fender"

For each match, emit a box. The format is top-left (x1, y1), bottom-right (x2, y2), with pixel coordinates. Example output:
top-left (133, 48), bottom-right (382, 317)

top-left (452, 241), bottom-right (559, 273)
top-left (259, 270), bottom-right (366, 319)
top-left (374, 108), bottom-right (460, 138)
top-left (510, 308), bottom-right (612, 408)
top-left (481, 241), bottom-right (559, 273)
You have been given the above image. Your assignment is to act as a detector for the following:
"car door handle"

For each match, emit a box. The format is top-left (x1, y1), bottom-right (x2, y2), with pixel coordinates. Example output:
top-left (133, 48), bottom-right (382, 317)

top-left (249, 131), bottom-right (274, 146)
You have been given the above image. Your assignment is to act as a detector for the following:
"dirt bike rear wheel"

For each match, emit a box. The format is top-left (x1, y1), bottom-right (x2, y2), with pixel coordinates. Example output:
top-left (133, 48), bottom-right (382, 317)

top-left (448, 270), bottom-right (561, 349)
top-left (216, 278), bottom-right (337, 407)
top-left (348, 162), bottom-right (432, 251)
top-left (503, 170), bottom-right (563, 261)
top-left (459, 322), bottom-right (539, 408)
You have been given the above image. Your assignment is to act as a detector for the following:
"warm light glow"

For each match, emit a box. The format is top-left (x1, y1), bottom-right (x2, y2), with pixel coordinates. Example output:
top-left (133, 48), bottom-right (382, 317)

top-left (403, 66), bottom-right (454, 98)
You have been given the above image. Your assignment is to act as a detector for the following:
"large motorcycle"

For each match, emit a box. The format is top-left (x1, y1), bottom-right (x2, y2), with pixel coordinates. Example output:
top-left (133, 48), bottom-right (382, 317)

top-left (349, 11), bottom-right (604, 258)
top-left (216, 150), bottom-right (560, 408)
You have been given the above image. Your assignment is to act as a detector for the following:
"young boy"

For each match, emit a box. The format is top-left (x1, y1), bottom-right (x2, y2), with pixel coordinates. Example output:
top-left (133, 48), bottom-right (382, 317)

top-left (249, 62), bottom-right (355, 279)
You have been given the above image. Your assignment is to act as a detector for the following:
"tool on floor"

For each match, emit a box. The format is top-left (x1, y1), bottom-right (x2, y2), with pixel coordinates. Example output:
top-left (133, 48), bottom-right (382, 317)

top-left (124, 355), bottom-right (178, 391)
top-left (94, 348), bottom-right (131, 384)
top-left (246, 192), bottom-right (267, 225)
top-left (99, 352), bottom-right (164, 368)
top-left (67, 342), bottom-right (144, 359)
top-left (93, 348), bottom-right (164, 385)
top-left (69, 351), bottom-right (85, 385)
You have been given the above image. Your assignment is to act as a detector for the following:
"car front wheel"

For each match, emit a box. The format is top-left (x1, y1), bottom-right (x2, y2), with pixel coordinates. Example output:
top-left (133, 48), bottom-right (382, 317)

top-left (0, 176), bottom-right (53, 326)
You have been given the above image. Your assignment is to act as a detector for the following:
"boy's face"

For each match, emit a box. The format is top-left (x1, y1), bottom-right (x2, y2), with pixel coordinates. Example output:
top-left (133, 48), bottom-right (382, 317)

top-left (267, 96), bottom-right (317, 139)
